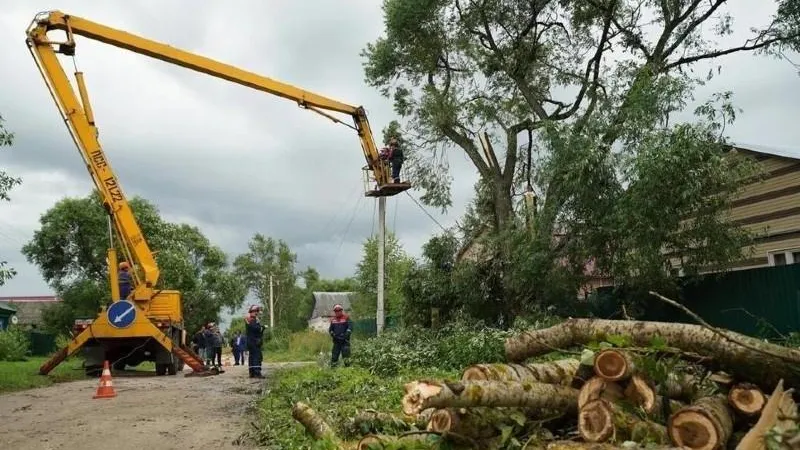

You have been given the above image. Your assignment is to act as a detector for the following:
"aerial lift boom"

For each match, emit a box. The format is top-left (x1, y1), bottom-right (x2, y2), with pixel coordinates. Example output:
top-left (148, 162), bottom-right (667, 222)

top-left (27, 10), bottom-right (410, 376)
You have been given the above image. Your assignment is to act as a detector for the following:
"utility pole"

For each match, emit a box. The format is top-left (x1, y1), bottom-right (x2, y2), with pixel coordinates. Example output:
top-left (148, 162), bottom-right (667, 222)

top-left (376, 196), bottom-right (386, 335)
top-left (268, 273), bottom-right (275, 328)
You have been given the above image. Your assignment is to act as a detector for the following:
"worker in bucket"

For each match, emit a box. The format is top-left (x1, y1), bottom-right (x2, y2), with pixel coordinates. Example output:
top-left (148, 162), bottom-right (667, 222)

top-left (328, 304), bottom-right (352, 367)
top-left (244, 305), bottom-right (266, 379)
top-left (379, 137), bottom-right (404, 183)
top-left (118, 261), bottom-right (132, 300)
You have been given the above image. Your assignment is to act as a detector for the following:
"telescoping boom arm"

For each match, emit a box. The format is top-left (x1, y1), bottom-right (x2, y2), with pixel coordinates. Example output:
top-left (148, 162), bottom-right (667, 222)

top-left (25, 11), bottom-right (410, 300)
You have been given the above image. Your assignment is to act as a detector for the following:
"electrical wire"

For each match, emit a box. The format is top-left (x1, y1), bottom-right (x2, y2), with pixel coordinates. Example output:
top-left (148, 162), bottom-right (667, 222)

top-left (403, 191), bottom-right (449, 233)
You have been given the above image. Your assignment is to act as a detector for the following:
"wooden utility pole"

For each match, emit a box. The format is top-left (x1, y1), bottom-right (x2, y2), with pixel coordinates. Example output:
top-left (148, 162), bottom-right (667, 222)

top-left (377, 196), bottom-right (386, 334)
top-left (269, 273), bottom-right (275, 328)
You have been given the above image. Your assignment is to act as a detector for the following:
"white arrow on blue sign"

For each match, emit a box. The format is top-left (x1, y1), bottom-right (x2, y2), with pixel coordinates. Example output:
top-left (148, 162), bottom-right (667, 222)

top-left (107, 300), bottom-right (137, 328)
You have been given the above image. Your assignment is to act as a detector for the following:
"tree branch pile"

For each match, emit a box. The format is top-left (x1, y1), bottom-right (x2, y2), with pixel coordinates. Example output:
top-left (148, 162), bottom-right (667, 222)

top-left (291, 319), bottom-right (800, 449)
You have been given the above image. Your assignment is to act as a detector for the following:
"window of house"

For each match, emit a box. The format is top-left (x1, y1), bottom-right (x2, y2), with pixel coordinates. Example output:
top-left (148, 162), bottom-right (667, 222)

top-left (768, 248), bottom-right (800, 266)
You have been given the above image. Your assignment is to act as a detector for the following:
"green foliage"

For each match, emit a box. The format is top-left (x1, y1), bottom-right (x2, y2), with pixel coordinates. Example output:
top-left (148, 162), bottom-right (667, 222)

top-left (352, 232), bottom-right (413, 319)
top-left (263, 329), bottom-right (332, 362)
top-left (255, 365), bottom-right (458, 449)
top-left (0, 114), bottom-right (21, 286)
top-left (225, 317), bottom-right (246, 341)
top-left (0, 325), bottom-right (31, 361)
top-left (22, 192), bottom-right (244, 332)
top-left (0, 355), bottom-right (85, 393)
top-left (234, 234), bottom-right (310, 330)
top-left (350, 316), bottom-right (513, 377)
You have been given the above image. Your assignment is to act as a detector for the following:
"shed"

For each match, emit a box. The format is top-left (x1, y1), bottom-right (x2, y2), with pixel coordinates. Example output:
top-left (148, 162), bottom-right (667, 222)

top-left (0, 301), bottom-right (17, 330)
top-left (308, 292), bottom-right (354, 332)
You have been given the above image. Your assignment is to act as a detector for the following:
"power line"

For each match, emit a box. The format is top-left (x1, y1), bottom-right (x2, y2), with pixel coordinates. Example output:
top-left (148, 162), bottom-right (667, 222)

top-left (403, 191), bottom-right (449, 233)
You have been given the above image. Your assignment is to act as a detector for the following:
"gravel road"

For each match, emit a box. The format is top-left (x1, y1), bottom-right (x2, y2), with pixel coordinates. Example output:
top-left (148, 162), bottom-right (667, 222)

top-left (0, 362), bottom-right (307, 450)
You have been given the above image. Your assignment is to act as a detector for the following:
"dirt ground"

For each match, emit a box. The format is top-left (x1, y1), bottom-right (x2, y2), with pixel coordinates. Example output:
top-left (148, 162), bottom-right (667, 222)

top-left (0, 362), bottom-right (308, 450)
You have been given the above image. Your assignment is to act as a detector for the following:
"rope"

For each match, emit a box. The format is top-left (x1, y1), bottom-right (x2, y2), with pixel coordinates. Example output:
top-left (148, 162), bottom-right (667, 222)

top-left (403, 191), bottom-right (449, 233)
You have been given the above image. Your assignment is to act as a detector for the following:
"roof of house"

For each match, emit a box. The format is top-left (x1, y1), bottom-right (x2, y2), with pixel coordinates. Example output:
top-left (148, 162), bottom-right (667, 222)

top-left (310, 292), bottom-right (354, 319)
top-left (732, 142), bottom-right (800, 161)
top-left (0, 296), bottom-right (61, 326)
top-left (0, 302), bottom-right (17, 313)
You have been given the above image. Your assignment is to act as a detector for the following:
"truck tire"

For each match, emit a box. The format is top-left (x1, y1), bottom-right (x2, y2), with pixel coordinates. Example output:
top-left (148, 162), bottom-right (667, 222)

top-left (167, 360), bottom-right (178, 376)
top-left (155, 363), bottom-right (168, 376)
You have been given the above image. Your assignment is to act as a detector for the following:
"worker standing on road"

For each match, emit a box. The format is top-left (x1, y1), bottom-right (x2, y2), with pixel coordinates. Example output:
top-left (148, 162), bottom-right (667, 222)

top-left (118, 261), bottom-right (132, 299)
top-left (245, 305), bottom-right (265, 379)
top-left (202, 323), bottom-right (215, 367)
top-left (329, 304), bottom-right (352, 367)
top-left (230, 332), bottom-right (245, 366)
top-left (211, 323), bottom-right (223, 368)
top-left (192, 327), bottom-right (205, 357)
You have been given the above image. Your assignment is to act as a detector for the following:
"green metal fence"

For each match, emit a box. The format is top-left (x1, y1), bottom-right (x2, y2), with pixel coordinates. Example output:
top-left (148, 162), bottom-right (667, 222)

top-left (27, 331), bottom-right (57, 356)
top-left (593, 264), bottom-right (800, 339)
top-left (352, 316), bottom-right (399, 336)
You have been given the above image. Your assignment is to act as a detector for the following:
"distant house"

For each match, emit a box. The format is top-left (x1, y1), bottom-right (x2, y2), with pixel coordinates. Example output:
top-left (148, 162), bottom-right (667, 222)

top-left (0, 296), bottom-right (62, 329)
top-left (307, 292), bottom-right (353, 333)
top-left (0, 302), bottom-right (17, 330)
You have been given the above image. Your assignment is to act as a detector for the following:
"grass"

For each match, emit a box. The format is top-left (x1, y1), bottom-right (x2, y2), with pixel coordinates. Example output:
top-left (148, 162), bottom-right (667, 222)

top-left (252, 364), bottom-right (459, 449)
top-left (0, 356), bottom-right (87, 394)
top-left (264, 329), bottom-right (334, 363)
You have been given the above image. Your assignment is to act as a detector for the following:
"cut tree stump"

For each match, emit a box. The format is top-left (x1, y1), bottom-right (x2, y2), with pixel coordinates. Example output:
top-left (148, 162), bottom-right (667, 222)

top-left (593, 349), bottom-right (634, 382)
top-left (539, 442), bottom-right (683, 450)
top-left (461, 359), bottom-right (580, 385)
top-left (578, 377), bottom-right (624, 410)
top-left (504, 318), bottom-right (800, 390)
top-left (578, 398), bottom-right (668, 444)
top-left (668, 395), bottom-right (734, 450)
top-left (402, 380), bottom-right (578, 416)
top-left (427, 407), bottom-right (528, 440)
top-left (727, 382), bottom-right (767, 417)
top-left (291, 402), bottom-right (340, 444)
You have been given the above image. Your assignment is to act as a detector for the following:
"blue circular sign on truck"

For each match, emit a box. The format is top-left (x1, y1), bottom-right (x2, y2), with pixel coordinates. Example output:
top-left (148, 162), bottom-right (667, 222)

top-left (107, 300), bottom-right (136, 328)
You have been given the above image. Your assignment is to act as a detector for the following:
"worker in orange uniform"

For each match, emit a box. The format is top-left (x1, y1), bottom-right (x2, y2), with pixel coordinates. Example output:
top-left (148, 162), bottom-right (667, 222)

top-left (118, 261), bottom-right (132, 300)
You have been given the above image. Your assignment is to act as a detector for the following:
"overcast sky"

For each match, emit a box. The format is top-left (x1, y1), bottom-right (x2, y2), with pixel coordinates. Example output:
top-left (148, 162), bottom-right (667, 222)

top-left (1, 2), bottom-right (799, 319)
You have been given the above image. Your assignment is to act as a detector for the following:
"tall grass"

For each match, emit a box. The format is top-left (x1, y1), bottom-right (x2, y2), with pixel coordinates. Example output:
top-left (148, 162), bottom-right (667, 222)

top-left (265, 328), bottom-right (331, 362)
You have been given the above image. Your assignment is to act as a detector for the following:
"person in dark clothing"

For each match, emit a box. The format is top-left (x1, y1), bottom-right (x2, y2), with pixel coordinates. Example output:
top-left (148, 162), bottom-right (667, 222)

top-left (118, 261), bottom-right (132, 300)
top-left (328, 303), bottom-right (352, 367)
top-left (192, 327), bottom-right (205, 356)
top-left (230, 332), bottom-right (245, 366)
top-left (245, 305), bottom-right (265, 378)
top-left (387, 137), bottom-right (403, 183)
top-left (202, 324), bottom-right (215, 366)
top-left (210, 324), bottom-right (223, 367)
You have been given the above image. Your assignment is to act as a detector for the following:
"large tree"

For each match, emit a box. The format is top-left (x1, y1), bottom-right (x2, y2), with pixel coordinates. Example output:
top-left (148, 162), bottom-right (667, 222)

top-left (0, 114), bottom-right (21, 286)
top-left (234, 234), bottom-right (301, 329)
top-left (363, 0), bottom-right (800, 230)
top-left (22, 192), bottom-right (244, 333)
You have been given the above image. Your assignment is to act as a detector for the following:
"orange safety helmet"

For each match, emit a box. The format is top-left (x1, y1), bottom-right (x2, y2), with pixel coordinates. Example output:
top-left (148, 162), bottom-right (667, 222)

top-left (119, 261), bottom-right (130, 270)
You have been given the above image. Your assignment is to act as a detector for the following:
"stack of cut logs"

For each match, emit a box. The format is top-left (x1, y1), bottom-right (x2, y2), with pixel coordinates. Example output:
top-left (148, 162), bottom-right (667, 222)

top-left (292, 318), bottom-right (800, 449)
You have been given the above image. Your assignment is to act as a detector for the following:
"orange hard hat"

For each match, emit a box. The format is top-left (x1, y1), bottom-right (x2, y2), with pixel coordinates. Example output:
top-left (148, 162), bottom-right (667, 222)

top-left (119, 261), bottom-right (130, 270)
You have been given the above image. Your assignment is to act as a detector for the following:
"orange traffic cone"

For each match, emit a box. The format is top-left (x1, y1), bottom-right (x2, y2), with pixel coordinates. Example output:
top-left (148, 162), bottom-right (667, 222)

top-left (93, 360), bottom-right (116, 399)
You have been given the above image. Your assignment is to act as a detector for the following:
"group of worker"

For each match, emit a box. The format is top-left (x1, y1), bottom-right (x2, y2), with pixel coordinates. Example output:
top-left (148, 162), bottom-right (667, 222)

top-left (115, 258), bottom-right (356, 375)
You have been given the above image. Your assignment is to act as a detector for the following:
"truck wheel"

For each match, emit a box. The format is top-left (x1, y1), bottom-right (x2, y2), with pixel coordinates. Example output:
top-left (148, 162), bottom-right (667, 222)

top-left (167, 360), bottom-right (178, 376)
top-left (155, 363), bottom-right (167, 376)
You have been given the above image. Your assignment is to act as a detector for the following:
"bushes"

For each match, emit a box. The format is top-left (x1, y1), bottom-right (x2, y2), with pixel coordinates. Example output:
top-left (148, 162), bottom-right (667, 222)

top-left (350, 319), bottom-right (509, 376)
top-left (349, 311), bottom-right (562, 377)
top-left (0, 325), bottom-right (31, 361)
